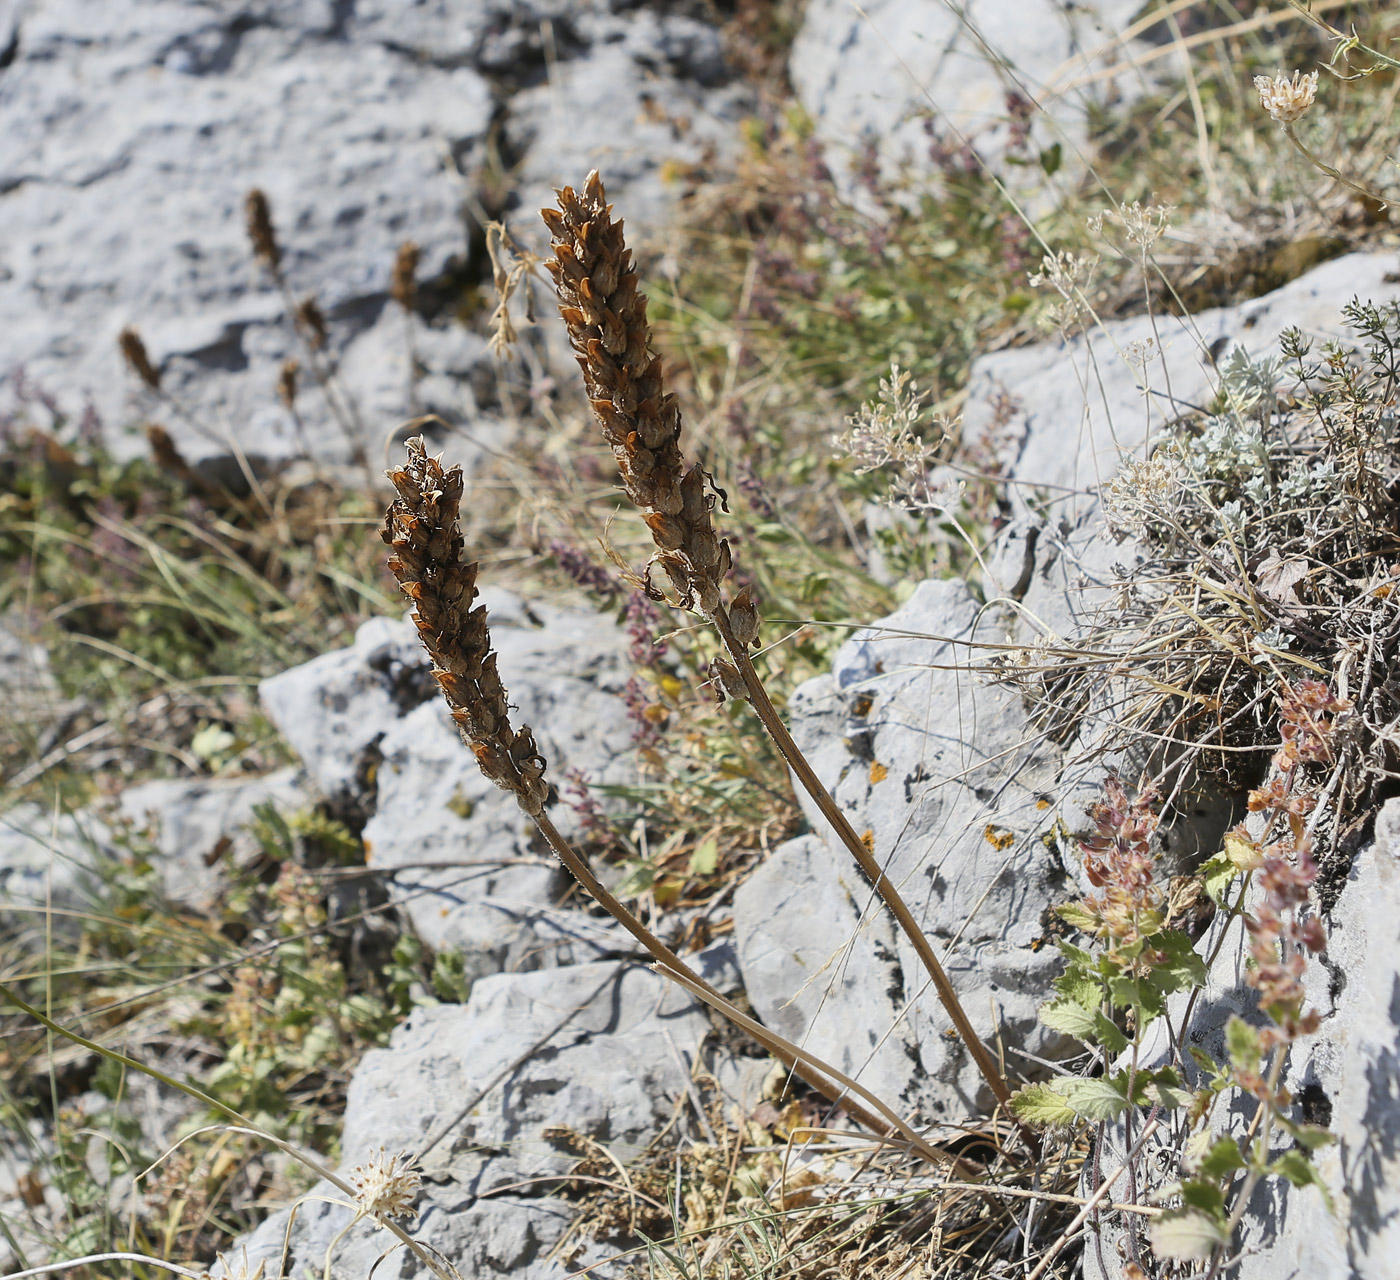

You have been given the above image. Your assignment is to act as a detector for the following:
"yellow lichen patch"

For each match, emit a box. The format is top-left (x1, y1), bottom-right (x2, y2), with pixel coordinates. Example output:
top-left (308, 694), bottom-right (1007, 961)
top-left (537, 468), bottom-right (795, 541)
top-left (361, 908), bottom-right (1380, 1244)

top-left (869, 760), bottom-right (888, 783)
top-left (861, 829), bottom-right (875, 853)
top-left (984, 825), bottom-right (1015, 851)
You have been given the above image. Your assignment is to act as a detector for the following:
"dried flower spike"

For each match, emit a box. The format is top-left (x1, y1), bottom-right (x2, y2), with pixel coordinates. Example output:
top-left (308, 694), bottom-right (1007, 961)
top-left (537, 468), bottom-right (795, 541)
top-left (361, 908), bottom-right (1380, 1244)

top-left (543, 170), bottom-right (731, 615)
top-left (1254, 70), bottom-right (1318, 125)
top-left (296, 296), bottom-right (328, 351)
top-left (118, 326), bottom-right (161, 390)
top-left (244, 188), bottom-right (281, 270)
top-left (381, 437), bottom-right (549, 814)
top-left (277, 357), bottom-right (299, 408)
top-left (391, 240), bottom-right (421, 310)
top-left (349, 1147), bottom-right (421, 1229)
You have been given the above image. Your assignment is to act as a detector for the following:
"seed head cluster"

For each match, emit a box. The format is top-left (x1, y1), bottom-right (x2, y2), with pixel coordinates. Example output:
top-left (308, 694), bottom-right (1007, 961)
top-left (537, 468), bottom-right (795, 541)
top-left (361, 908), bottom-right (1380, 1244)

top-left (1254, 70), bottom-right (1318, 125)
top-left (349, 1147), bottom-right (422, 1229)
top-left (381, 437), bottom-right (549, 815)
top-left (543, 171), bottom-right (732, 615)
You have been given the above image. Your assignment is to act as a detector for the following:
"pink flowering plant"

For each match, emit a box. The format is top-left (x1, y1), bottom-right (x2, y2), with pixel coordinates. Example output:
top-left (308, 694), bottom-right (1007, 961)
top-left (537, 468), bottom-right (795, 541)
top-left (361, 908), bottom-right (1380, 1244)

top-left (1012, 679), bottom-right (1347, 1271)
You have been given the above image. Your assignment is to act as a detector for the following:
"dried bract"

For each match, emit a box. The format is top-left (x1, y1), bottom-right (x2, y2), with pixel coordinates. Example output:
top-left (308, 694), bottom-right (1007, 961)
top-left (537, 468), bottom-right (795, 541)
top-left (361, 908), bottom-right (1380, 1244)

top-left (381, 436), bottom-right (549, 814)
top-left (349, 1147), bottom-right (422, 1229)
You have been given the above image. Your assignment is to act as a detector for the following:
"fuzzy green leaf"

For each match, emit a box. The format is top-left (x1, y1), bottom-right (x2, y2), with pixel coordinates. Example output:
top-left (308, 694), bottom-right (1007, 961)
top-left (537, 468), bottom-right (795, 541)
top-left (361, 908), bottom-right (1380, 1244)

top-left (1194, 1137), bottom-right (1246, 1179)
top-left (1039, 999), bottom-right (1130, 1056)
top-left (1225, 1015), bottom-right (1262, 1075)
top-left (1056, 902), bottom-right (1098, 931)
top-left (1009, 1083), bottom-right (1077, 1127)
top-left (1268, 1150), bottom-right (1335, 1214)
top-left (1179, 1178), bottom-right (1227, 1216)
top-left (1200, 852), bottom-right (1239, 904)
top-left (1150, 1207), bottom-right (1229, 1261)
top-left (1039, 998), bottom-right (1097, 1040)
top-left (1281, 1121), bottom-right (1337, 1151)
top-left (1060, 1077), bottom-right (1131, 1122)
top-left (1153, 929), bottom-right (1208, 992)
top-left (688, 835), bottom-right (720, 876)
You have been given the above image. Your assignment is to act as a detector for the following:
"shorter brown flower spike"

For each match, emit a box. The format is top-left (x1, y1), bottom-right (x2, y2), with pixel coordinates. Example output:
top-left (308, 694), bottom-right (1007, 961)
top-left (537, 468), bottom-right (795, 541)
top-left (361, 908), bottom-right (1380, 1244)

top-left (381, 437), bottom-right (549, 815)
top-left (245, 188), bottom-right (281, 271)
top-left (544, 171), bottom-right (732, 615)
top-left (118, 326), bottom-right (161, 390)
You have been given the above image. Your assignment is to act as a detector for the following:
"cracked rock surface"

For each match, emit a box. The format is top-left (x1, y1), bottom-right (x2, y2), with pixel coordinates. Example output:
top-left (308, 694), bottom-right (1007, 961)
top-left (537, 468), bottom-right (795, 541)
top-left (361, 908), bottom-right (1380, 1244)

top-left (1, 0), bottom-right (748, 473)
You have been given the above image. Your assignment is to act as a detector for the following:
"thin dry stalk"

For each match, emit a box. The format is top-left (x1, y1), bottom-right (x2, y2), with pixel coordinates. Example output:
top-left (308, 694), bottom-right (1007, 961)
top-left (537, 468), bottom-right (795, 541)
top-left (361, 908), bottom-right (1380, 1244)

top-left (378, 437), bottom-right (939, 1160)
top-left (541, 170), bottom-right (1020, 1125)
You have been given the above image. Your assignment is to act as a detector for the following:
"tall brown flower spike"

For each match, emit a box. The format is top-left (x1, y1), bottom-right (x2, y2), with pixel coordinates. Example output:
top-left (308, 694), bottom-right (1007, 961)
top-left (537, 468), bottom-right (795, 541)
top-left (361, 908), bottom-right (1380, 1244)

top-left (543, 170), bottom-right (730, 615)
top-left (380, 437), bottom-right (549, 815)
top-left (541, 171), bottom-right (1023, 1130)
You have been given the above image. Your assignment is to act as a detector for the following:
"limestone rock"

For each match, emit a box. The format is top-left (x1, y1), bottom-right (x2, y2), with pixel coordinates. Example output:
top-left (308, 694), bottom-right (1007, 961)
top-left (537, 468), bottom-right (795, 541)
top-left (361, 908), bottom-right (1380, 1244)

top-left (233, 960), bottom-right (709, 1280)
top-left (0, 0), bottom-right (748, 473)
top-left (737, 578), bottom-right (1072, 1117)
top-left (260, 590), bottom-right (638, 968)
top-left (789, 0), bottom-right (1146, 189)
top-left (118, 766), bottom-right (307, 908)
top-left (0, 803), bottom-right (110, 933)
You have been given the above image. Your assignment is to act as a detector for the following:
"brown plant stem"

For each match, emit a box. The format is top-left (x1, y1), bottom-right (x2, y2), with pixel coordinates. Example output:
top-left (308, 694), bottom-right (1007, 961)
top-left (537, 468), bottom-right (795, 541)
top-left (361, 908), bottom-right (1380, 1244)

top-left (379, 438), bottom-right (952, 1164)
top-left (529, 809), bottom-right (957, 1165)
top-left (711, 608), bottom-right (1017, 1118)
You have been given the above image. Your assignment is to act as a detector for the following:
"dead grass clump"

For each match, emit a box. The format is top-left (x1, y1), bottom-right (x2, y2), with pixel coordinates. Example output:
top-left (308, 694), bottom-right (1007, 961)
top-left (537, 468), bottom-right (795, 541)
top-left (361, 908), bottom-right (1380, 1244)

top-left (1012, 301), bottom-right (1400, 897)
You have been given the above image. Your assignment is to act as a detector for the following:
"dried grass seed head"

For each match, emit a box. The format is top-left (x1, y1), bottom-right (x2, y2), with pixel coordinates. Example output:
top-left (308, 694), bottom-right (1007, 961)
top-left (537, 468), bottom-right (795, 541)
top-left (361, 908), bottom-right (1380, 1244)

top-left (391, 239), bottom-right (421, 309)
top-left (543, 170), bottom-right (731, 615)
top-left (381, 436), bottom-right (549, 814)
top-left (277, 357), bottom-right (299, 408)
top-left (296, 295), bottom-right (328, 350)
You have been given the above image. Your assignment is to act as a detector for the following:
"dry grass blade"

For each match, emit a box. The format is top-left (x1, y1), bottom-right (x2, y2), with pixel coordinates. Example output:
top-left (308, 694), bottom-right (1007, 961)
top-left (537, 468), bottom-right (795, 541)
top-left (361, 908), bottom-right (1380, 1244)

top-left (541, 170), bottom-right (1022, 1129)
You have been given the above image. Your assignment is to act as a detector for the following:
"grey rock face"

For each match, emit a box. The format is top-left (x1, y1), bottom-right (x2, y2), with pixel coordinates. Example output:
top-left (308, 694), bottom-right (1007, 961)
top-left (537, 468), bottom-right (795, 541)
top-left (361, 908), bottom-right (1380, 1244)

top-left (260, 589), bottom-right (637, 970)
top-left (967, 252), bottom-right (1400, 507)
top-left (119, 766), bottom-right (307, 908)
top-left (1, 0), bottom-right (747, 472)
top-left (0, 803), bottom-right (110, 933)
top-left (234, 960), bottom-right (708, 1280)
top-left (789, 0), bottom-right (1145, 188)
top-left (737, 578), bottom-right (1072, 1117)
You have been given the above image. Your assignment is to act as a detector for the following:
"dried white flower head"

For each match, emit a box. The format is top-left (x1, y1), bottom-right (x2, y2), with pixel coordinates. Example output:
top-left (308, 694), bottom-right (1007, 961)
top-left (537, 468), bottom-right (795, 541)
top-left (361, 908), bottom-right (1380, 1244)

top-left (1103, 453), bottom-right (1181, 533)
top-left (836, 364), bottom-right (947, 475)
top-left (349, 1147), bottom-right (422, 1229)
top-left (1254, 70), bottom-right (1318, 125)
top-left (1028, 250), bottom-right (1097, 297)
top-left (1087, 202), bottom-right (1174, 254)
